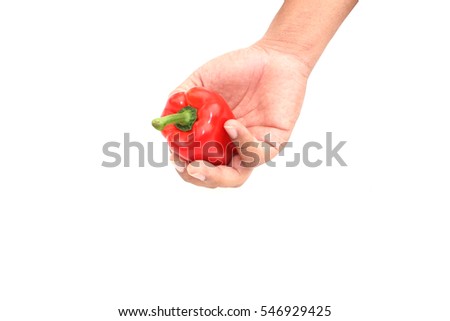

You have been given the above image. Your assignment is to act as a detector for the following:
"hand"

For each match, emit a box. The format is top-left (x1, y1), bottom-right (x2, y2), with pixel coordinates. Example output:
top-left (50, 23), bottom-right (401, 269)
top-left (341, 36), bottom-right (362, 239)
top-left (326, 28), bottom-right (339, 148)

top-left (170, 43), bottom-right (311, 188)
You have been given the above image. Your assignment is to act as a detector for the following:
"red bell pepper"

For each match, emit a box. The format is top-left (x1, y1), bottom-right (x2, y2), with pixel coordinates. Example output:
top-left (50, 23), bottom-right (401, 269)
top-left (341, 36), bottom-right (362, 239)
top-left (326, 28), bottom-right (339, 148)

top-left (152, 87), bottom-right (235, 166)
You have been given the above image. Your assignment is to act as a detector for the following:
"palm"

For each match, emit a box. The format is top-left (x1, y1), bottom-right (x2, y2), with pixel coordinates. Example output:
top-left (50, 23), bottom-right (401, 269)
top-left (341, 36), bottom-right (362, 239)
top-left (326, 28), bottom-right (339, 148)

top-left (182, 45), bottom-right (309, 148)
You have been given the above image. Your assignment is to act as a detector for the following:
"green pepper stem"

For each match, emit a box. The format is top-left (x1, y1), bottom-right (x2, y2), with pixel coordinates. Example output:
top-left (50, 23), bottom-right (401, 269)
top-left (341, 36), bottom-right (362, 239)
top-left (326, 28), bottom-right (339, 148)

top-left (152, 106), bottom-right (197, 132)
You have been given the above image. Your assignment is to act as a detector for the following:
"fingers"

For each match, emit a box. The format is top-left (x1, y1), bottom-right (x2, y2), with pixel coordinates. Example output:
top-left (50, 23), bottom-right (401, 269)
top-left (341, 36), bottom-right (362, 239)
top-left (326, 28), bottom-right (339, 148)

top-left (170, 152), bottom-right (188, 174)
top-left (169, 120), bottom-right (283, 188)
top-left (170, 153), bottom-right (208, 187)
top-left (224, 119), bottom-right (280, 167)
top-left (187, 157), bottom-right (253, 188)
top-left (170, 151), bottom-right (253, 188)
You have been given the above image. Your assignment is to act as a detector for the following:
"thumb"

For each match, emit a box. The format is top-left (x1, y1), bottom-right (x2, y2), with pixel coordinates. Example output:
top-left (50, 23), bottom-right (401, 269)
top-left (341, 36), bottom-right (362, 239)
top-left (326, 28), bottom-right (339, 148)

top-left (224, 119), bottom-right (271, 167)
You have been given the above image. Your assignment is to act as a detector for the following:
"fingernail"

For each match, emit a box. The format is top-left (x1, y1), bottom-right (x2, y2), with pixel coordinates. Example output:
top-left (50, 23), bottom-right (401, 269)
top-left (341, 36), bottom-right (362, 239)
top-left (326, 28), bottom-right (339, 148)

top-left (175, 166), bottom-right (185, 173)
top-left (224, 125), bottom-right (238, 140)
top-left (189, 172), bottom-right (206, 182)
top-left (171, 161), bottom-right (185, 173)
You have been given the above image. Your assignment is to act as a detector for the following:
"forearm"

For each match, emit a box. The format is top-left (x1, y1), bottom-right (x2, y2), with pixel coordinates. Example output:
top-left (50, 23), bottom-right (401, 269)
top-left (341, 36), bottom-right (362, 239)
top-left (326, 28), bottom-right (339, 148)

top-left (260, 0), bottom-right (358, 73)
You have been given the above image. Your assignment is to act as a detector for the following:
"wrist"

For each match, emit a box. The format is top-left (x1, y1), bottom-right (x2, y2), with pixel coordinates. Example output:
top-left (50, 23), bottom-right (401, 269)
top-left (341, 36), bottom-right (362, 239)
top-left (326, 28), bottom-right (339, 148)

top-left (256, 36), bottom-right (315, 77)
top-left (260, 0), bottom-right (358, 74)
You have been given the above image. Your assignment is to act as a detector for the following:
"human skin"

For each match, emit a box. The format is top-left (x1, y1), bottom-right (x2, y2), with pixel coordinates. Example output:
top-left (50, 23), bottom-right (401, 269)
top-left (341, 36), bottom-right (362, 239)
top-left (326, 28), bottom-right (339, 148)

top-left (170, 0), bottom-right (358, 188)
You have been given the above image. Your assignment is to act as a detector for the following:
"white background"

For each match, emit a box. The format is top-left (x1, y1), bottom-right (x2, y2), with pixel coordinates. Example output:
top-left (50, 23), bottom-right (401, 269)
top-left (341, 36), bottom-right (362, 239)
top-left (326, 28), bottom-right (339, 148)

top-left (1, 1), bottom-right (449, 320)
